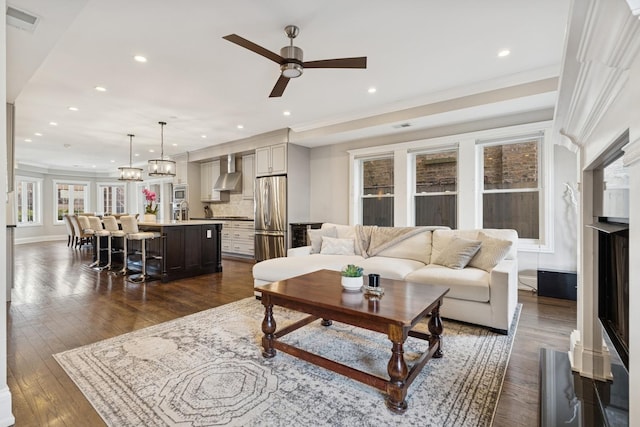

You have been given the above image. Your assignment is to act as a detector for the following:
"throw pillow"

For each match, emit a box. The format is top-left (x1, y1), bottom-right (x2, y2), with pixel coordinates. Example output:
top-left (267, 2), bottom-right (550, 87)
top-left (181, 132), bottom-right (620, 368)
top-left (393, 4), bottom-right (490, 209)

top-left (308, 227), bottom-right (337, 254)
top-left (468, 232), bottom-right (513, 271)
top-left (320, 236), bottom-right (356, 255)
top-left (432, 236), bottom-right (482, 269)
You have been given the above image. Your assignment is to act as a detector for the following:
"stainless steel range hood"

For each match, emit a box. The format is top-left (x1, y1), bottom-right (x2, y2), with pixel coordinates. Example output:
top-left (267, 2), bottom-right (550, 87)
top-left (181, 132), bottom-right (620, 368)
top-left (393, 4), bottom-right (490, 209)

top-left (213, 154), bottom-right (241, 191)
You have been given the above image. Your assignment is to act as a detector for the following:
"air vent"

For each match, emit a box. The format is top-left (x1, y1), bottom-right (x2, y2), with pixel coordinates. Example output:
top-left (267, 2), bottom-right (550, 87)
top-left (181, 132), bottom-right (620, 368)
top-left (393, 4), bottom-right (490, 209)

top-left (6, 5), bottom-right (39, 33)
top-left (392, 122), bottom-right (412, 129)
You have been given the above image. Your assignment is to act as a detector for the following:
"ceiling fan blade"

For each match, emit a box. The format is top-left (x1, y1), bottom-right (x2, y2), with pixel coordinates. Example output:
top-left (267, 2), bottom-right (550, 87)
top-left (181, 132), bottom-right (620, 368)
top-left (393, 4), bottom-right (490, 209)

top-left (269, 75), bottom-right (290, 98)
top-left (222, 34), bottom-right (283, 64)
top-left (303, 57), bottom-right (367, 69)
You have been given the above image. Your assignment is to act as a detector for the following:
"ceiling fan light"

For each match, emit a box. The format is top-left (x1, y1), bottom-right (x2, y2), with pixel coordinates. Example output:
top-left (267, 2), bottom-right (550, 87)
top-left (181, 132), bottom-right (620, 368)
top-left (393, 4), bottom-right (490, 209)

top-left (281, 63), bottom-right (303, 78)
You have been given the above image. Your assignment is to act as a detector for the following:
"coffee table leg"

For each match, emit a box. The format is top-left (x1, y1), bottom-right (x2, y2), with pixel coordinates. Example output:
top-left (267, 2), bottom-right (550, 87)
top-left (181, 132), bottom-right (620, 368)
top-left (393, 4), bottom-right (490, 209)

top-left (385, 325), bottom-right (409, 413)
top-left (321, 319), bottom-right (332, 326)
top-left (261, 297), bottom-right (276, 358)
top-left (429, 300), bottom-right (444, 359)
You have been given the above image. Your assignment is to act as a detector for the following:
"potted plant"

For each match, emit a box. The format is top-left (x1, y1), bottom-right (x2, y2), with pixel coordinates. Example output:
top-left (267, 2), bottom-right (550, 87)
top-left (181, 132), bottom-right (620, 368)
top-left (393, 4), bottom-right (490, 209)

top-left (142, 188), bottom-right (158, 222)
top-left (341, 264), bottom-right (364, 290)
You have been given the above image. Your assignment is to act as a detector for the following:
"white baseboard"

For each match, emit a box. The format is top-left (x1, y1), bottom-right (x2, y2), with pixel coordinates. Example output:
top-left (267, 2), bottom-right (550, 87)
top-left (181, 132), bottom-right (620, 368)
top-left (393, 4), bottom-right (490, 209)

top-left (0, 386), bottom-right (15, 427)
top-left (15, 235), bottom-right (67, 245)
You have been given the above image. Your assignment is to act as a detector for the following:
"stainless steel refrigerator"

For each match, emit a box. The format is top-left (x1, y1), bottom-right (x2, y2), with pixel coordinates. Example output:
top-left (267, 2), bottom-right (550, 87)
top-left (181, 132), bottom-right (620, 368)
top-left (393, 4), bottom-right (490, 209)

top-left (254, 175), bottom-right (287, 261)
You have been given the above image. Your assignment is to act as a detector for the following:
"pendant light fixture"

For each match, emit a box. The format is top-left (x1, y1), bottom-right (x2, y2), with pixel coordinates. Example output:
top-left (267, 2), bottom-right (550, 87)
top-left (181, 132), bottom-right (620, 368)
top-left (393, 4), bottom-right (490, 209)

top-left (118, 133), bottom-right (143, 181)
top-left (148, 121), bottom-right (176, 176)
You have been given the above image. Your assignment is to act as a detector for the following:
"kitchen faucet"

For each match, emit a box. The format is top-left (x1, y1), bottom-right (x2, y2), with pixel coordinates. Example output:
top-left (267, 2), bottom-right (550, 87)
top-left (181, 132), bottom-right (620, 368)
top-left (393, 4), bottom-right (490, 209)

top-left (179, 200), bottom-right (189, 221)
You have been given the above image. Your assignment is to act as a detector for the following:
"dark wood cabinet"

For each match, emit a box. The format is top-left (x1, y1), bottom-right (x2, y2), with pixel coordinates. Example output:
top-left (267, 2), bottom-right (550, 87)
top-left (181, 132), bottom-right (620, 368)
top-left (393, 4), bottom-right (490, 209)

top-left (139, 222), bottom-right (222, 282)
top-left (290, 222), bottom-right (323, 248)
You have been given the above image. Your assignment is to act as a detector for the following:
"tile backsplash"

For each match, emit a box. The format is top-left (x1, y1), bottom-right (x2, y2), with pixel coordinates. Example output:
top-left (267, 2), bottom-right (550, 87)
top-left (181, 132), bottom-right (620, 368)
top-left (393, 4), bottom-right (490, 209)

top-left (208, 193), bottom-right (254, 218)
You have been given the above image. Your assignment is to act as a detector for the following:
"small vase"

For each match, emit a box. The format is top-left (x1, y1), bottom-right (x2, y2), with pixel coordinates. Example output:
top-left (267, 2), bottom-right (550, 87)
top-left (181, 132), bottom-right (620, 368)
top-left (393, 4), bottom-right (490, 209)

top-left (143, 214), bottom-right (157, 222)
top-left (341, 276), bottom-right (363, 291)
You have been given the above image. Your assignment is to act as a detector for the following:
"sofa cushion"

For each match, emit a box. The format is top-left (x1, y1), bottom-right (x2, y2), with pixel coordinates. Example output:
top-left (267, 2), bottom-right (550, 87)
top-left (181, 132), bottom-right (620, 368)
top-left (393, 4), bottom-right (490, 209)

top-left (321, 223), bottom-right (365, 255)
top-left (253, 254), bottom-right (365, 283)
top-left (359, 256), bottom-right (426, 280)
top-left (432, 236), bottom-right (481, 269)
top-left (431, 229), bottom-right (518, 262)
top-left (468, 231), bottom-right (513, 271)
top-left (308, 227), bottom-right (337, 254)
top-left (405, 264), bottom-right (490, 302)
top-left (320, 236), bottom-right (356, 255)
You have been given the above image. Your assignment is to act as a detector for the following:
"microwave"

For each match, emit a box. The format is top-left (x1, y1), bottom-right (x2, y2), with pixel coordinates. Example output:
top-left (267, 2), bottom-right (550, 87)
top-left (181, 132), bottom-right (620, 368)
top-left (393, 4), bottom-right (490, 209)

top-left (173, 185), bottom-right (187, 202)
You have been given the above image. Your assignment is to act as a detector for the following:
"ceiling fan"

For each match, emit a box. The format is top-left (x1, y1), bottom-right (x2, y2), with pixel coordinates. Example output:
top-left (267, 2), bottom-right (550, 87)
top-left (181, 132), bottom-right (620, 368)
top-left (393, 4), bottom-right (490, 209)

top-left (223, 25), bottom-right (367, 98)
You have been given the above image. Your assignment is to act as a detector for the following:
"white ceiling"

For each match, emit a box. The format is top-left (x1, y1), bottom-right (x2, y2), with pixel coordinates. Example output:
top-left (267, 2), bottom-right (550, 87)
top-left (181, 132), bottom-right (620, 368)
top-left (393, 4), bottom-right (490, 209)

top-left (7, 0), bottom-right (571, 173)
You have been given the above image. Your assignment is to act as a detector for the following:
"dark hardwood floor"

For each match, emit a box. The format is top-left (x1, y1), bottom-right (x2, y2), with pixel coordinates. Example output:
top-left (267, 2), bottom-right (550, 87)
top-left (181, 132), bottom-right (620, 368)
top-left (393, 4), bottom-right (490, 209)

top-left (8, 241), bottom-right (576, 426)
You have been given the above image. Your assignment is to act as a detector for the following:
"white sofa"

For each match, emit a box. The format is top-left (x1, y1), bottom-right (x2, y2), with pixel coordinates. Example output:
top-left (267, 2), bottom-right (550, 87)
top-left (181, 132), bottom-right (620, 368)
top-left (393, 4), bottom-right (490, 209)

top-left (253, 223), bottom-right (519, 334)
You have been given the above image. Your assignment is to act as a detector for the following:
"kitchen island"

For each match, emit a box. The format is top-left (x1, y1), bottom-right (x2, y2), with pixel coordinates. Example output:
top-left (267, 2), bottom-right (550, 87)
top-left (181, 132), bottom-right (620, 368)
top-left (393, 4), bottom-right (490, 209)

top-left (136, 220), bottom-right (223, 282)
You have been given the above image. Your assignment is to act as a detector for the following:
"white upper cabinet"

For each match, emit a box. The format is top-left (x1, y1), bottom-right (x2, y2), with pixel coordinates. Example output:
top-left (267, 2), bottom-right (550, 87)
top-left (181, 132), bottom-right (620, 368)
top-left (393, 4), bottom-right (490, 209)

top-left (255, 143), bottom-right (287, 176)
top-left (242, 154), bottom-right (255, 200)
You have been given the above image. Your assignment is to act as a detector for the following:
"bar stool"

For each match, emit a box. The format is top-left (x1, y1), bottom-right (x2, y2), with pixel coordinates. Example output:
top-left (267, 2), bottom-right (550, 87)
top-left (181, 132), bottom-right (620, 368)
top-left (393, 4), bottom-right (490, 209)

top-left (88, 216), bottom-right (110, 269)
top-left (76, 215), bottom-right (95, 250)
top-left (120, 215), bottom-right (158, 282)
top-left (102, 216), bottom-right (126, 271)
top-left (62, 214), bottom-right (75, 247)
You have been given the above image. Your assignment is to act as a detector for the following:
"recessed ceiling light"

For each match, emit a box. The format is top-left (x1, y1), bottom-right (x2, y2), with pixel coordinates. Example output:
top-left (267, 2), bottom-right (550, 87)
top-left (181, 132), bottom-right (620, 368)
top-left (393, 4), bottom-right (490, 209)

top-left (368, 87), bottom-right (377, 94)
top-left (201, 135), bottom-right (207, 139)
top-left (133, 55), bottom-right (147, 63)
top-left (135, 153), bottom-right (140, 157)
top-left (172, 143), bottom-right (178, 147)
top-left (68, 106), bottom-right (78, 111)
top-left (34, 132), bottom-right (42, 136)
top-left (149, 149), bottom-right (155, 153)
top-left (237, 125), bottom-right (244, 129)
top-left (24, 138), bottom-right (32, 142)
top-left (110, 160), bottom-right (115, 163)
top-left (497, 49), bottom-right (510, 57)
top-left (92, 165), bottom-right (96, 168)
top-left (49, 121), bottom-right (58, 126)
top-left (283, 111), bottom-right (291, 116)
top-left (95, 86), bottom-right (107, 92)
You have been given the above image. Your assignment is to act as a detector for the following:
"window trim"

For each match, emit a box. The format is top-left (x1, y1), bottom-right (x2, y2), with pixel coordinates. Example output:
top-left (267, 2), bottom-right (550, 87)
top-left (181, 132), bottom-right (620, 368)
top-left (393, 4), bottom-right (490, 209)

top-left (410, 146), bottom-right (459, 228)
top-left (15, 176), bottom-right (43, 227)
top-left (348, 121), bottom-right (554, 251)
top-left (96, 181), bottom-right (127, 215)
top-left (350, 152), bottom-right (394, 225)
top-left (53, 179), bottom-right (90, 224)
top-left (476, 130), bottom-right (554, 252)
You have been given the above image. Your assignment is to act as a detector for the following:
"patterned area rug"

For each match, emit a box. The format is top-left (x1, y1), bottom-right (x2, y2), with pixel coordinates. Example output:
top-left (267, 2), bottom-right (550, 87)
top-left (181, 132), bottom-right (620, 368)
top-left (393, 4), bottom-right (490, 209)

top-left (55, 298), bottom-right (520, 427)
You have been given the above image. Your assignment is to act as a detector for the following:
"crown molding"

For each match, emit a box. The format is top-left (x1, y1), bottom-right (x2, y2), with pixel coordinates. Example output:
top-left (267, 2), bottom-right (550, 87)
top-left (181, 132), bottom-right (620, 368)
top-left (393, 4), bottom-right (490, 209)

top-left (553, 0), bottom-right (640, 147)
top-left (623, 137), bottom-right (640, 166)
top-left (626, 0), bottom-right (640, 16)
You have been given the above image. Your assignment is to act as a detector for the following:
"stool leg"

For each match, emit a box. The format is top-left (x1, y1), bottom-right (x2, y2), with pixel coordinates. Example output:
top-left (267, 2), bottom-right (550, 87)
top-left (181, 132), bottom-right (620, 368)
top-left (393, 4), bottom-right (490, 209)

top-left (119, 238), bottom-right (128, 275)
top-left (105, 236), bottom-right (112, 270)
top-left (140, 239), bottom-right (147, 282)
top-left (89, 235), bottom-right (99, 267)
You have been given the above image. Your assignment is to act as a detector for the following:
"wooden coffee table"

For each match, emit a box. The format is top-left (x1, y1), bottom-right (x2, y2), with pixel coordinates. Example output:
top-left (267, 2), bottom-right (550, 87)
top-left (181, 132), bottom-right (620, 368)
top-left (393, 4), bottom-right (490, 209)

top-left (258, 269), bottom-right (450, 413)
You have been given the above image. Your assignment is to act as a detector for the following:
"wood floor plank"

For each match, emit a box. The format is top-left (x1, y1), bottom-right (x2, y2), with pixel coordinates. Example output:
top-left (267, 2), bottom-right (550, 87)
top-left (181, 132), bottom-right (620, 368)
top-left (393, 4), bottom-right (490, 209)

top-left (8, 241), bottom-right (576, 426)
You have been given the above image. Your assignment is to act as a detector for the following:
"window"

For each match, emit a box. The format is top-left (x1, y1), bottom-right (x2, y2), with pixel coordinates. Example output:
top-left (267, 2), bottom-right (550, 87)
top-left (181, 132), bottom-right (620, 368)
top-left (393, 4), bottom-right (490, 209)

top-left (480, 135), bottom-right (541, 239)
top-left (413, 149), bottom-right (457, 228)
top-left (361, 157), bottom-right (394, 226)
top-left (15, 176), bottom-right (42, 226)
top-left (98, 183), bottom-right (126, 214)
top-left (54, 181), bottom-right (89, 222)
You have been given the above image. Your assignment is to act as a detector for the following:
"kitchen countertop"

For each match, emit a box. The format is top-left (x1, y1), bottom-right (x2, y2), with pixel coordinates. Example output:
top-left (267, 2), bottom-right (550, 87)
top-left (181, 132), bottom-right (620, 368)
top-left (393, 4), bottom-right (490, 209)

top-left (190, 217), bottom-right (254, 221)
top-left (138, 220), bottom-right (226, 226)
